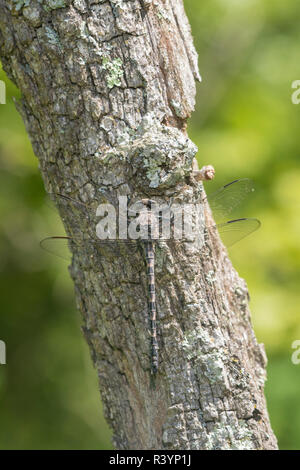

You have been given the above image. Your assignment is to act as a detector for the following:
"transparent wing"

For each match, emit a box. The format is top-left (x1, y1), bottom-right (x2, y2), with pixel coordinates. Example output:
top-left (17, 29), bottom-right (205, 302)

top-left (47, 192), bottom-right (120, 240)
top-left (216, 218), bottom-right (261, 247)
top-left (138, 179), bottom-right (256, 226)
top-left (47, 193), bottom-right (94, 223)
top-left (40, 236), bottom-right (73, 261)
top-left (49, 181), bottom-right (256, 226)
top-left (50, 194), bottom-right (175, 239)
top-left (42, 191), bottom-right (260, 255)
top-left (40, 236), bottom-right (142, 261)
top-left (206, 178), bottom-right (255, 223)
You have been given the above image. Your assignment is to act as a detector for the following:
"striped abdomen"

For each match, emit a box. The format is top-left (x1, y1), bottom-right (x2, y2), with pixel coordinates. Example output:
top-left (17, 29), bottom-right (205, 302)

top-left (145, 240), bottom-right (158, 374)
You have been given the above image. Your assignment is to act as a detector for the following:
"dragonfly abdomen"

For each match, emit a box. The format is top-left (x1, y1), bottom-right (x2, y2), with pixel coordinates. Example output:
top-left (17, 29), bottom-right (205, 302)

top-left (145, 240), bottom-right (159, 374)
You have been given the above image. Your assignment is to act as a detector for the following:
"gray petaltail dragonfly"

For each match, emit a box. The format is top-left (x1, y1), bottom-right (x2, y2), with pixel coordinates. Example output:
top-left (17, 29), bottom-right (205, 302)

top-left (41, 178), bottom-right (260, 374)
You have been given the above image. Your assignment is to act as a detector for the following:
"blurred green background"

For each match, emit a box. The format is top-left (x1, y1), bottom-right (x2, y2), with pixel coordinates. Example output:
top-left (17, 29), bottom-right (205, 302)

top-left (0, 0), bottom-right (299, 449)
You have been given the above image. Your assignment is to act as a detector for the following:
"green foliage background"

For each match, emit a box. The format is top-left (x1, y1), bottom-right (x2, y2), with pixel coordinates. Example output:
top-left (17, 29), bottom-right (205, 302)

top-left (0, 0), bottom-right (299, 449)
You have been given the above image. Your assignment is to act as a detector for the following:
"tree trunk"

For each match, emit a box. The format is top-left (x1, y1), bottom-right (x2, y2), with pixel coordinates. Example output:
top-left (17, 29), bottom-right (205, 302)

top-left (0, 0), bottom-right (277, 450)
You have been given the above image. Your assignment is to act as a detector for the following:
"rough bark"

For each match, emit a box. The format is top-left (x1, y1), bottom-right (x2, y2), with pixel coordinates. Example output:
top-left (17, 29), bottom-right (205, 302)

top-left (0, 0), bottom-right (277, 450)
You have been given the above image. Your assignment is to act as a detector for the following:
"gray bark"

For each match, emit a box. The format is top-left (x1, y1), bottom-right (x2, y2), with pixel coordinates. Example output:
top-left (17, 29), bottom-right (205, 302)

top-left (0, 0), bottom-right (277, 450)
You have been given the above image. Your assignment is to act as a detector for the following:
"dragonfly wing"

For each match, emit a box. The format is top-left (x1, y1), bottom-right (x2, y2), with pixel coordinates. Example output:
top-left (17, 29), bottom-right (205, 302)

top-left (216, 218), bottom-right (261, 247)
top-left (40, 236), bottom-right (142, 261)
top-left (206, 178), bottom-right (255, 223)
top-left (40, 236), bottom-right (73, 261)
top-left (132, 179), bottom-right (255, 227)
top-left (48, 193), bottom-right (94, 224)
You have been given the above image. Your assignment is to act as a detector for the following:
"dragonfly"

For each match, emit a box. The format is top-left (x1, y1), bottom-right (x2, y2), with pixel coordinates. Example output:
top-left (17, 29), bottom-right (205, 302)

top-left (41, 178), bottom-right (260, 374)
